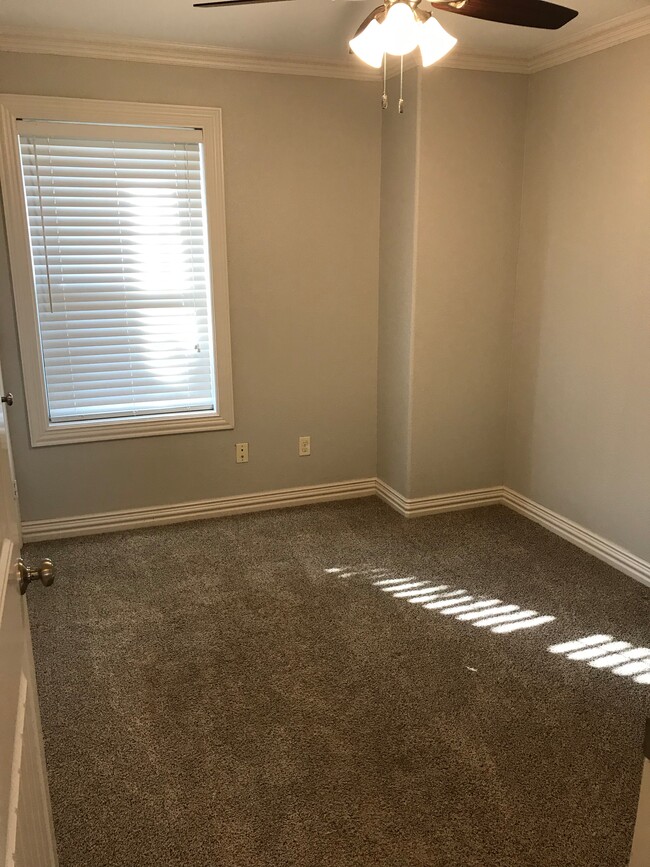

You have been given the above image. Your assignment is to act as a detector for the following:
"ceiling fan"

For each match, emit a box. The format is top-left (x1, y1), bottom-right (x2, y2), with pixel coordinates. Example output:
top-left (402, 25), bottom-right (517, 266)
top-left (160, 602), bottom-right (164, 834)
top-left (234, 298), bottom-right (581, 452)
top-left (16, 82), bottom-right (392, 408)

top-left (194, 0), bottom-right (578, 110)
top-left (193, 0), bottom-right (578, 30)
top-left (430, 0), bottom-right (577, 30)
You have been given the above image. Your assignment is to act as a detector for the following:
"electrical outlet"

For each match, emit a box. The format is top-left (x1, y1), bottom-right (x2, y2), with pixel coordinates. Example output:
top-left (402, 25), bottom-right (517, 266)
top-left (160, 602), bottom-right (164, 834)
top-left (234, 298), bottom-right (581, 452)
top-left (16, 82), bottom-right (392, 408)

top-left (298, 436), bottom-right (311, 457)
top-left (236, 442), bottom-right (249, 463)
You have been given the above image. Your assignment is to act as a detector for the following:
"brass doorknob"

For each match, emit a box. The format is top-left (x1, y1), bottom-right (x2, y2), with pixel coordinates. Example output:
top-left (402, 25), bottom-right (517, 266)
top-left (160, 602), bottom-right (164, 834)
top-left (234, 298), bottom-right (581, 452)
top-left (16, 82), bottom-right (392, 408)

top-left (18, 558), bottom-right (55, 595)
top-left (1, 393), bottom-right (13, 406)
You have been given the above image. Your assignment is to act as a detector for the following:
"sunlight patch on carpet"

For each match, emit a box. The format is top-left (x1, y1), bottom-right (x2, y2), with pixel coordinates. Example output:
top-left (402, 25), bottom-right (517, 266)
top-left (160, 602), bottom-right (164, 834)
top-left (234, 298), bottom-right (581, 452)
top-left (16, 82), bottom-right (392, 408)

top-left (549, 635), bottom-right (650, 685)
top-left (325, 567), bottom-right (649, 687)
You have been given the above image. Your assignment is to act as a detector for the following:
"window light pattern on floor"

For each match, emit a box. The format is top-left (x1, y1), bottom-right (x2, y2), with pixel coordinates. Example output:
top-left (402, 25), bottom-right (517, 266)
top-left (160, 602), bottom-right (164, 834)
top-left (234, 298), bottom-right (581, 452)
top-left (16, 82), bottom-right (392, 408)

top-left (324, 567), bottom-right (556, 635)
top-left (324, 567), bottom-right (649, 687)
top-left (548, 635), bottom-right (650, 685)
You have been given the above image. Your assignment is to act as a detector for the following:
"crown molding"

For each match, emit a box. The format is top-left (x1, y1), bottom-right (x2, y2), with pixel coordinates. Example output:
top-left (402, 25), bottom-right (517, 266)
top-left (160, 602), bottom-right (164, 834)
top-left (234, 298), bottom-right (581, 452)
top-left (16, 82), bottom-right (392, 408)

top-left (528, 6), bottom-right (650, 74)
top-left (0, 24), bottom-right (528, 78)
top-left (392, 7), bottom-right (650, 78)
top-left (0, 25), bottom-right (379, 81)
top-left (442, 50), bottom-right (529, 75)
top-left (387, 50), bottom-right (528, 78)
top-left (0, 7), bottom-right (649, 82)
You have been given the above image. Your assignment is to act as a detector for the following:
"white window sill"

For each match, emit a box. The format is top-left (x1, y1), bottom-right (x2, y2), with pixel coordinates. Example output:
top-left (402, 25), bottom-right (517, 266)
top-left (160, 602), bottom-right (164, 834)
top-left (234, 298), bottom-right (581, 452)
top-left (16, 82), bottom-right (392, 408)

top-left (30, 412), bottom-right (234, 447)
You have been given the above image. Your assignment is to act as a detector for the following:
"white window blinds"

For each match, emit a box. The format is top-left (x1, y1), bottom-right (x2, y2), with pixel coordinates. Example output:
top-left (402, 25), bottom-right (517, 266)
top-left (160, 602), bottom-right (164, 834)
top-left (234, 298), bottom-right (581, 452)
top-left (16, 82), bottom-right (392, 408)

top-left (18, 127), bottom-right (217, 424)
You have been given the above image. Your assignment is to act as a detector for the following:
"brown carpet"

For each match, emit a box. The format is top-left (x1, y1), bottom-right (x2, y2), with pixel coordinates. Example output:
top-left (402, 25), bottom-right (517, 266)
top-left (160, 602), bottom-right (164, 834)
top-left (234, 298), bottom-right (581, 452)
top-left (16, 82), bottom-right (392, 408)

top-left (25, 499), bottom-right (649, 867)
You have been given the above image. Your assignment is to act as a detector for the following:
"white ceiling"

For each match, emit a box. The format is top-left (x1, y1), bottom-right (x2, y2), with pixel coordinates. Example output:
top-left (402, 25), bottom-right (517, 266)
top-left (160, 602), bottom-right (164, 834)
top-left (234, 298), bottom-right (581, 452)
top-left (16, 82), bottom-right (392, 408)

top-left (0, 0), bottom-right (647, 61)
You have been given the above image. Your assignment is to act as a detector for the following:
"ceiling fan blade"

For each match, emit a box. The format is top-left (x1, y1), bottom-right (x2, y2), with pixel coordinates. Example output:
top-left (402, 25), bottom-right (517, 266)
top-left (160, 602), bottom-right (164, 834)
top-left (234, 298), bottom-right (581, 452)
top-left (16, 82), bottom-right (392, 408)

top-left (194, 0), bottom-right (293, 7)
top-left (351, 5), bottom-right (386, 39)
top-left (429, 0), bottom-right (578, 30)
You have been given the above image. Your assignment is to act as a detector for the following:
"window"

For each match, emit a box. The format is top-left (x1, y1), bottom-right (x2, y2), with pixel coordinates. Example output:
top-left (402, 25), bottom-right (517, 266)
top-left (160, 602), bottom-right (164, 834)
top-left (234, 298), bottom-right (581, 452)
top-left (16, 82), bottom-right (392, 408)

top-left (0, 97), bottom-right (233, 445)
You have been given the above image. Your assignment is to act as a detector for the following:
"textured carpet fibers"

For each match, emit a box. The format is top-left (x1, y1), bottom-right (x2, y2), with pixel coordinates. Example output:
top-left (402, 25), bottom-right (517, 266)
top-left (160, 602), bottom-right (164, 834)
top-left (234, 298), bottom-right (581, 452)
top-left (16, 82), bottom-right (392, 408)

top-left (26, 500), bottom-right (649, 867)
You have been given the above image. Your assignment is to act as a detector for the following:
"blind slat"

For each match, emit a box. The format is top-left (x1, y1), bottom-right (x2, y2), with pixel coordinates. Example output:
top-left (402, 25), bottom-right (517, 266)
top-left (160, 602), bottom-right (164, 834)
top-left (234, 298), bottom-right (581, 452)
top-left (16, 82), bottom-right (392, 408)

top-left (20, 132), bottom-right (216, 424)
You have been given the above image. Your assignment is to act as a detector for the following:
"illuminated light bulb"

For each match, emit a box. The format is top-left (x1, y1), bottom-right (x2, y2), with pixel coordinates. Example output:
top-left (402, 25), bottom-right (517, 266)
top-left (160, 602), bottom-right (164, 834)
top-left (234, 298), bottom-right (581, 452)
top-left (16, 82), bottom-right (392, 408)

top-left (419, 16), bottom-right (458, 67)
top-left (349, 19), bottom-right (385, 68)
top-left (382, 2), bottom-right (419, 56)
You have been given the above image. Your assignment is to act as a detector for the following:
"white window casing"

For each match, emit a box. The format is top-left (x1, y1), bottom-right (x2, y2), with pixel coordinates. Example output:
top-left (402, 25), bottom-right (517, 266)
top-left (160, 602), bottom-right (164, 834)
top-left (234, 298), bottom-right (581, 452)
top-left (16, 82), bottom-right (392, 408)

top-left (0, 96), bottom-right (234, 445)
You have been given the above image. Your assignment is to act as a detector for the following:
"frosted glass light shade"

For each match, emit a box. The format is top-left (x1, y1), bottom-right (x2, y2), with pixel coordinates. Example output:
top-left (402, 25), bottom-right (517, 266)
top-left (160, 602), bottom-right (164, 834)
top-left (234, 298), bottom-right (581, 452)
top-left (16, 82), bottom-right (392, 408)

top-left (419, 17), bottom-right (457, 67)
top-left (349, 19), bottom-right (385, 68)
top-left (350, 5), bottom-right (458, 69)
top-left (382, 3), bottom-right (419, 56)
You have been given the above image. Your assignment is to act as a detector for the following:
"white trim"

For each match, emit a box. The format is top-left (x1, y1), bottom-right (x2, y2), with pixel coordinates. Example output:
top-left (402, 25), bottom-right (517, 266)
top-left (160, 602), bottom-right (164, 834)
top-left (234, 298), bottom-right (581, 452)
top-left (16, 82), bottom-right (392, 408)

top-left (375, 479), bottom-right (503, 517)
top-left (0, 538), bottom-right (17, 638)
top-left (23, 616), bottom-right (59, 867)
top-left (21, 478), bottom-right (377, 541)
top-left (386, 51), bottom-right (528, 78)
top-left (18, 414), bottom-right (235, 447)
top-left (15, 119), bottom-right (205, 142)
top-left (0, 94), bottom-right (235, 446)
top-left (528, 7), bottom-right (650, 74)
top-left (0, 26), bottom-right (379, 81)
top-left (442, 51), bottom-right (528, 75)
top-left (20, 480), bottom-right (650, 590)
top-left (5, 671), bottom-right (28, 867)
top-left (2, 10), bottom-right (649, 82)
top-left (502, 488), bottom-right (650, 589)
top-left (0, 25), bottom-right (531, 77)
top-left (376, 480), bottom-right (650, 588)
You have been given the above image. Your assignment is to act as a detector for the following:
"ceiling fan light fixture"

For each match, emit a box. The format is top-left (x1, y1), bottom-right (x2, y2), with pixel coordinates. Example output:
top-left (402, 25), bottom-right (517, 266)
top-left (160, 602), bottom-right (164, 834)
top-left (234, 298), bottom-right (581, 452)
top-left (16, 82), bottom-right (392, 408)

top-left (349, 18), bottom-right (385, 68)
top-left (418, 17), bottom-right (457, 67)
top-left (381, 2), bottom-right (420, 56)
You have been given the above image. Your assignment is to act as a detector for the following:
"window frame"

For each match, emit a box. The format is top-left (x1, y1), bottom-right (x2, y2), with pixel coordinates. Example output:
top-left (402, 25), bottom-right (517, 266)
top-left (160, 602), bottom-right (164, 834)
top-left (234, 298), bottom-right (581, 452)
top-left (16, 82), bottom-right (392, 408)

top-left (0, 95), bottom-right (234, 446)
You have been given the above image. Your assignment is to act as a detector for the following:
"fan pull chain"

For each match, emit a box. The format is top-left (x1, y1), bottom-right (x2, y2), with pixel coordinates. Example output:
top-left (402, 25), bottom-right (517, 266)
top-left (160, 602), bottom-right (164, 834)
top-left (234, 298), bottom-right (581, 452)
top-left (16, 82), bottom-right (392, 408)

top-left (382, 53), bottom-right (388, 110)
top-left (399, 55), bottom-right (404, 114)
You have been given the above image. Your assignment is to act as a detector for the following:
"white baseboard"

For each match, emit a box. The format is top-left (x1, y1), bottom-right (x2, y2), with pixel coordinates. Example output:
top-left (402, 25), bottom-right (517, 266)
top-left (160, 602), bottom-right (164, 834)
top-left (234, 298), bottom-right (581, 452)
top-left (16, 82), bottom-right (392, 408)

top-left (21, 477), bottom-right (650, 591)
top-left (375, 479), bottom-right (650, 588)
top-left (21, 478), bottom-right (376, 542)
top-left (375, 479), bottom-right (503, 517)
top-left (502, 487), bottom-right (650, 589)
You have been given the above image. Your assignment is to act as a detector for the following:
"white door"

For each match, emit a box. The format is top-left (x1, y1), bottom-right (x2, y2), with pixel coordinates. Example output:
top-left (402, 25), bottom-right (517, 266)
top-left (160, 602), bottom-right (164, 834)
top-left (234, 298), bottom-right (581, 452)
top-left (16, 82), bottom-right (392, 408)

top-left (0, 362), bottom-right (57, 866)
top-left (629, 723), bottom-right (649, 866)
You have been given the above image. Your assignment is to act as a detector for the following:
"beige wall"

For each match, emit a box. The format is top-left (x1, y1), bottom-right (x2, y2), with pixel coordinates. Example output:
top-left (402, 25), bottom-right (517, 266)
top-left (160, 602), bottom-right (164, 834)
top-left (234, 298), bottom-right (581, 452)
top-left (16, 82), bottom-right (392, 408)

top-left (0, 52), bottom-right (381, 521)
top-left (0, 40), bottom-right (648, 566)
top-left (506, 36), bottom-right (650, 562)
top-left (377, 66), bottom-right (527, 499)
top-left (377, 69), bottom-right (419, 494)
top-left (411, 67), bottom-right (527, 497)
